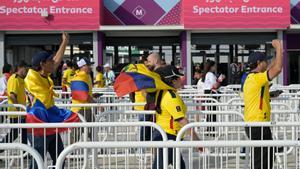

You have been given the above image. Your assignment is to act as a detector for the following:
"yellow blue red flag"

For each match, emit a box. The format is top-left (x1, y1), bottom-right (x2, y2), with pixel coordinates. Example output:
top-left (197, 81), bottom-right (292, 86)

top-left (25, 69), bottom-right (79, 136)
top-left (114, 64), bottom-right (174, 97)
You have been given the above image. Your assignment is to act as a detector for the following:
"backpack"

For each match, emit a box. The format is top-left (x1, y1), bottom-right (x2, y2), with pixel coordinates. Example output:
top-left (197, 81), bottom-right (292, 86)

top-left (143, 90), bottom-right (165, 122)
top-left (144, 90), bottom-right (164, 113)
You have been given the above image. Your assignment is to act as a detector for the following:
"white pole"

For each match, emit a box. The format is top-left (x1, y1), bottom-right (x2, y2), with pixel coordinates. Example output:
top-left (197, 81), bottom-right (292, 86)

top-left (187, 31), bottom-right (192, 85)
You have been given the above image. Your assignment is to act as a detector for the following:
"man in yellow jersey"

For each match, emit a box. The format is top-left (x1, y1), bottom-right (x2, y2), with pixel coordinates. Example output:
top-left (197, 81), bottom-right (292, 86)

top-left (135, 53), bottom-right (164, 141)
top-left (70, 57), bottom-right (95, 140)
top-left (25, 32), bottom-right (75, 169)
top-left (94, 66), bottom-right (104, 88)
top-left (0, 61), bottom-right (28, 147)
top-left (243, 39), bottom-right (283, 169)
top-left (62, 60), bottom-right (75, 91)
top-left (152, 65), bottom-right (201, 169)
top-left (71, 57), bottom-right (94, 119)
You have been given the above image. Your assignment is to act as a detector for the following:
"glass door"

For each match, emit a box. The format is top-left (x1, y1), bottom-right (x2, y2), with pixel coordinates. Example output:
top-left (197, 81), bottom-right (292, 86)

top-left (191, 43), bottom-right (273, 85)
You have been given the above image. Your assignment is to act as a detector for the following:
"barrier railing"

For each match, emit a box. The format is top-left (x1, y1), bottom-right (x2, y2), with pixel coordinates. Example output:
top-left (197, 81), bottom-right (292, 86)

top-left (0, 143), bottom-right (44, 169)
top-left (0, 122), bottom-right (167, 169)
top-left (176, 122), bottom-right (300, 169)
top-left (55, 140), bottom-right (300, 169)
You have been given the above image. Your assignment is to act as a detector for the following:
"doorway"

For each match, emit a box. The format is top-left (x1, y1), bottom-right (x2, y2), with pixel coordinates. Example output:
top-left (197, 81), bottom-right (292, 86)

top-left (288, 51), bottom-right (300, 84)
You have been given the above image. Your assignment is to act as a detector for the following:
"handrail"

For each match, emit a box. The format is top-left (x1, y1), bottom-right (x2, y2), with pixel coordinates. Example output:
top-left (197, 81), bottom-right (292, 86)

top-left (56, 103), bottom-right (145, 107)
top-left (0, 103), bottom-right (27, 110)
top-left (0, 143), bottom-right (44, 169)
top-left (176, 121), bottom-right (300, 142)
top-left (55, 140), bottom-right (300, 169)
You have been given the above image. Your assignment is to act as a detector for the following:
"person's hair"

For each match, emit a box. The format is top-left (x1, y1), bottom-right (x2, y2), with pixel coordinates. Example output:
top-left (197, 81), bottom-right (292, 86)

top-left (32, 65), bottom-right (41, 71)
top-left (2, 64), bottom-right (12, 74)
top-left (194, 70), bottom-right (201, 74)
top-left (72, 60), bottom-right (79, 70)
top-left (66, 60), bottom-right (73, 68)
top-left (170, 61), bottom-right (175, 66)
top-left (249, 62), bottom-right (258, 71)
top-left (32, 60), bottom-right (47, 71)
top-left (202, 60), bottom-right (216, 82)
top-left (138, 55), bottom-right (147, 64)
top-left (96, 66), bottom-right (102, 72)
top-left (15, 61), bottom-right (28, 72)
top-left (161, 76), bottom-right (179, 87)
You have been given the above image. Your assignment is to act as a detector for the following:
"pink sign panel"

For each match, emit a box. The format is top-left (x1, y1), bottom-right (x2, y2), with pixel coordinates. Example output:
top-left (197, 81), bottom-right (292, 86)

top-left (0, 0), bottom-right (100, 30)
top-left (184, 0), bottom-right (290, 29)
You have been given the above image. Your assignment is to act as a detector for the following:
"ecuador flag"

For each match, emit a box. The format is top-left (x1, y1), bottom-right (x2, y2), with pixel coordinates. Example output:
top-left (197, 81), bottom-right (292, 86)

top-left (114, 64), bottom-right (174, 97)
top-left (25, 69), bottom-right (79, 136)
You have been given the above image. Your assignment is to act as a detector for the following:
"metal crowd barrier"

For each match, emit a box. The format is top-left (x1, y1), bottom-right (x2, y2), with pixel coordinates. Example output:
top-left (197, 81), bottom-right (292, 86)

top-left (54, 140), bottom-right (300, 169)
top-left (0, 143), bottom-right (44, 169)
top-left (0, 122), bottom-right (166, 169)
top-left (176, 122), bottom-right (300, 169)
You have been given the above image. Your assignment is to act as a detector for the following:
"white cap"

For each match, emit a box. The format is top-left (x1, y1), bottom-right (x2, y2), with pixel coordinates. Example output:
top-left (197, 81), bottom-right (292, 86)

top-left (77, 58), bottom-right (87, 67)
top-left (103, 63), bottom-right (110, 68)
top-left (77, 57), bottom-right (94, 68)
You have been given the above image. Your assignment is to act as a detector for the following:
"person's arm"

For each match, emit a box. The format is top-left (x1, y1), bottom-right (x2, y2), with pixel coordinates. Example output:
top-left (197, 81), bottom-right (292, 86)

top-left (62, 71), bottom-right (69, 86)
top-left (62, 78), bottom-right (68, 85)
top-left (110, 71), bottom-right (115, 82)
top-left (87, 95), bottom-right (95, 103)
top-left (94, 74), bottom-right (103, 86)
top-left (267, 39), bottom-right (283, 81)
top-left (178, 118), bottom-right (200, 141)
top-left (9, 93), bottom-right (18, 104)
top-left (212, 74), bottom-right (225, 90)
top-left (8, 77), bottom-right (19, 104)
top-left (53, 32), bottom-right (69, 71)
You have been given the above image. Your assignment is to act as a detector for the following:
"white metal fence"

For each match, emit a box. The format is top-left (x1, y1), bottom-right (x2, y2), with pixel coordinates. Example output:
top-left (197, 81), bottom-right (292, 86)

top-left (1, 84), bottom-right (300, 169)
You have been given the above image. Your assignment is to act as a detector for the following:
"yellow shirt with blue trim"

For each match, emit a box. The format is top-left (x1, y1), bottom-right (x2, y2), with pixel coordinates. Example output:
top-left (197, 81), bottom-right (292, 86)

top-left (94, 72), bottom-right (104, 88)
top-left (134, 91), bottom-right (145, 111)
top-left (62, 68), bottom-right (75, 88)
top-left (7, 74), bottom-right (26, 116)
top-left (155, 90), bottom-right (186, 136)
top-left (71, 70), bottom-right (93, 113)
top-left (243, 71), bottom-right (271, 122)
top-left (25, 69), bottom-right (55, 109)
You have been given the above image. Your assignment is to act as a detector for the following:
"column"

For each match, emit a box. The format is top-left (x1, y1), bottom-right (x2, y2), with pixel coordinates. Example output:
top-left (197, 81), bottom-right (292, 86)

top-left (277, 31), bottom-right (285, 85)
top-left (180, 31), bottom-right (191, 85)
top-left (0, 32), bottom-right (4, 71)
top-left (282, 31), bottom-right (288, 85)
top-left (97, 32), bottom-right (105, 67)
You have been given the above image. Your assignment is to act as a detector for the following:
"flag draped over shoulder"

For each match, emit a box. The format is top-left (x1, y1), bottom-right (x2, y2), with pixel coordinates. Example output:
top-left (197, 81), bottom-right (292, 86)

top-left (114, 64), bottom-right (174, 97)
top-left (25, 69), bottom-right (79, 136)
top-left (71, 71), bottom-right (91, 101)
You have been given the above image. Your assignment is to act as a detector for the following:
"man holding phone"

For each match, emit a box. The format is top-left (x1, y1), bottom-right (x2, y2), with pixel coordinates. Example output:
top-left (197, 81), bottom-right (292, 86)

top-left (243, 39), bottom-right (283, 169)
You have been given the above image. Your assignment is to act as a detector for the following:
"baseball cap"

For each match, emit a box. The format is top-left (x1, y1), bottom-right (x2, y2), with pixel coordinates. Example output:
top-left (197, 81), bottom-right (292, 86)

top-left (248, 52), bottom-right (273, 64)
top-left (77, 57), bottom-right (94, 67)
top-left (32, 51), bottom-right (54, 67)
top-left (103, 63), bottom-right (110, 68)
top-left (156, 65), bottom-right (184, 79)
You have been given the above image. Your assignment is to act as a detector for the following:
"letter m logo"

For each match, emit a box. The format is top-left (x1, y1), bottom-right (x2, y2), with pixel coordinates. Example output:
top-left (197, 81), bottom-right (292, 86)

top-left (132, 6), bottom-right (146, 19)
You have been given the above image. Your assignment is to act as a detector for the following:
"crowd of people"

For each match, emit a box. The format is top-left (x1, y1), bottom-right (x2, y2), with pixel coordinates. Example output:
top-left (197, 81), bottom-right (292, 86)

top-left (0, 33), bottom-right (284, 169)
top-left (61, 60), bottom-right (115, 92)
top-left (192, 57), bottom-right (246, 87)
